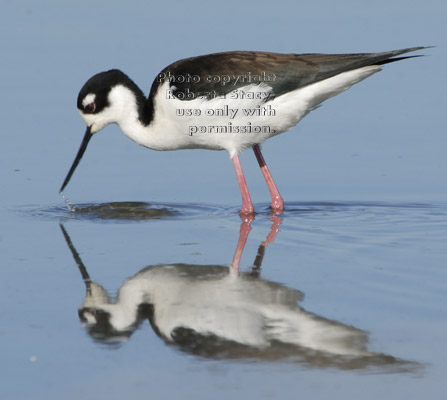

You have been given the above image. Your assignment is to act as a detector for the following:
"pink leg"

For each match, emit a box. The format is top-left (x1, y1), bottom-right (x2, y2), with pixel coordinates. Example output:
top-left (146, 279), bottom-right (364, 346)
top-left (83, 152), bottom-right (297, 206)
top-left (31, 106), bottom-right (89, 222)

top-left (253, 144), bottom-right (284, 213)
top-left (230, 218), bottom-right (252, 274)
top-left (262, 215), bottom-right (283, 246)
top-left (232, 153), bottom-right (255, 215)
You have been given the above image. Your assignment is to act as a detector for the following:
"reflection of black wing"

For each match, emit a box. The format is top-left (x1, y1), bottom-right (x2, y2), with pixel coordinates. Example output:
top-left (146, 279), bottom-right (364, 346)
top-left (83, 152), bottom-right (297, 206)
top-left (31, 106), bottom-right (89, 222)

top-left (168, 326), bottom-right (416, 372)
top-left (149, 47), bottom-right (424, 100)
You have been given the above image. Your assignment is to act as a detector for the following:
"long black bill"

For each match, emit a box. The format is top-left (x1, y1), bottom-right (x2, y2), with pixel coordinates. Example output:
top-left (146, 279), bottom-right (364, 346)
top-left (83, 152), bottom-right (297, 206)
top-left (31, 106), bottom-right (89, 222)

top-left (60, 127), bottom-right (93, 193)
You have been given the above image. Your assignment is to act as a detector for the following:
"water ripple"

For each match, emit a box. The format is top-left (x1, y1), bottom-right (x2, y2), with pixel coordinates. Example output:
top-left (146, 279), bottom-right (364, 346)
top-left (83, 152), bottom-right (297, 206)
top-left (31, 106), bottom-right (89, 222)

top-left (13, 200), bottom-right (446, 223)
top-left (15, 201), bottom-right (227, 223)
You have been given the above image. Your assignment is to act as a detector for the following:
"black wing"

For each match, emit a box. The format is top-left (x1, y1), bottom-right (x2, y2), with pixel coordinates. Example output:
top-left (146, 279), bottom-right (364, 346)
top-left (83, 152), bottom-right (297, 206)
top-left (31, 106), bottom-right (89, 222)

top-left (148, 47), bottom-right (426, 101)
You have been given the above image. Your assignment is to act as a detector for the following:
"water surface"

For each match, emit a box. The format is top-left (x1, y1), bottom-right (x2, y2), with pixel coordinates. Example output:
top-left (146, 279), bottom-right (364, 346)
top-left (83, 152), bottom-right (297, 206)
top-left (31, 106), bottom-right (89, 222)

top-left (3, 200), bottom-right (446, 399)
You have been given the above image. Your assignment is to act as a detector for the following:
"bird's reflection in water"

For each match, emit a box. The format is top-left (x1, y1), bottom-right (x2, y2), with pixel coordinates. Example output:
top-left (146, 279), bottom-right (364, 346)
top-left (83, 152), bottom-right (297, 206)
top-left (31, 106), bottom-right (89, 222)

top-left (60, 218), bottom-right (417, 371)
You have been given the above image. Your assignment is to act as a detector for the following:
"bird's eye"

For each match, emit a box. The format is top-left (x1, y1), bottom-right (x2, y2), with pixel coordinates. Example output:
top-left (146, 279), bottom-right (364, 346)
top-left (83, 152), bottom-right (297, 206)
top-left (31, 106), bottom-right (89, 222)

top-left (84, 103), bottom-right (96, 113)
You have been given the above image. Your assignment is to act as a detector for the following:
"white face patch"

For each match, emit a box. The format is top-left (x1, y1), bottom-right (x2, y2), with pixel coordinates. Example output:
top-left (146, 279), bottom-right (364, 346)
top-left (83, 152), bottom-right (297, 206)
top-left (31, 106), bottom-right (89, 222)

top-left (82, 93), bottom-right (96, 108)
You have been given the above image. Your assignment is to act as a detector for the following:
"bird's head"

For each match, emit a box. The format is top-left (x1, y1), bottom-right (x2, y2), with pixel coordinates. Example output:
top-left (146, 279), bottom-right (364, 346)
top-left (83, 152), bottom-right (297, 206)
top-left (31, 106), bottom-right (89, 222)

top-left (60, 70), bottom-right (143, 193)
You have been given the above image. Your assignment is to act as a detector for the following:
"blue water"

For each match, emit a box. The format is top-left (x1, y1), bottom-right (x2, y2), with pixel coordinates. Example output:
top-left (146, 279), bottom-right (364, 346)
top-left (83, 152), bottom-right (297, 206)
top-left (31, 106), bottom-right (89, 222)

top-left (2, 1), bottom-right (447, 399)
top-left (3, 200), bottom-right (447, 399)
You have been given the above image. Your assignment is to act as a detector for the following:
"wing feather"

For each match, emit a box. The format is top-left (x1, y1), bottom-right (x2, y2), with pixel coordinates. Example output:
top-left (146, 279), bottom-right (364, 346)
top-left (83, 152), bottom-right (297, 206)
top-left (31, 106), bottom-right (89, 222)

top-left (148, 47), bottom-right (426, 101)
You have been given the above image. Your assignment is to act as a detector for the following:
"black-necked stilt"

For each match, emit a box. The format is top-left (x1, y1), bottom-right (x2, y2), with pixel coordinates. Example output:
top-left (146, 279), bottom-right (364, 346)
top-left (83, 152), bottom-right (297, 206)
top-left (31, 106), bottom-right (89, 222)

top-left (60, 47), bottom-right (426, 214)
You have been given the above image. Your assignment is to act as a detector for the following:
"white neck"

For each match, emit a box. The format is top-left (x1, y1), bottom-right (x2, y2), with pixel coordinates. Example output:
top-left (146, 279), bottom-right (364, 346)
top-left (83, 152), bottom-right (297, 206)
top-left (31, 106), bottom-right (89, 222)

top-left (106, 85), bottom-right (191, 151)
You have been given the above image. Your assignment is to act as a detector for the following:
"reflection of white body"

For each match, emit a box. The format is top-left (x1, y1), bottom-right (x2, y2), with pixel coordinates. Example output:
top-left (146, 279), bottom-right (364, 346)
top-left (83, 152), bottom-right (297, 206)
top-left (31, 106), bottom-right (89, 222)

top-left (82, 264), bottom-right (370, 357)
top-left (62, 222), bottom-right (414, 369)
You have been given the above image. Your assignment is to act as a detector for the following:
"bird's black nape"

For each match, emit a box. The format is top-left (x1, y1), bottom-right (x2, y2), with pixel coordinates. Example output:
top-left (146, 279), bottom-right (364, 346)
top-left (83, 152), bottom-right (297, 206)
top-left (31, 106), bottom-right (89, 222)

top-left (77, 69), bottom-right (151, 124)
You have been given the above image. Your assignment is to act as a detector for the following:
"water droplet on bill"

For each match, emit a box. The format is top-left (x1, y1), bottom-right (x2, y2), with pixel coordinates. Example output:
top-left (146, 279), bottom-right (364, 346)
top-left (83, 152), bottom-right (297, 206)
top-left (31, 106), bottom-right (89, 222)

top-left (60, 192), bottom-right (76, 213)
